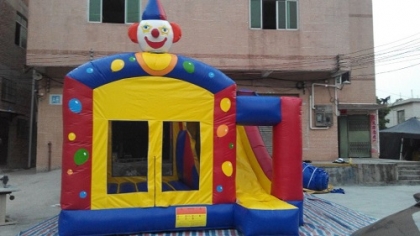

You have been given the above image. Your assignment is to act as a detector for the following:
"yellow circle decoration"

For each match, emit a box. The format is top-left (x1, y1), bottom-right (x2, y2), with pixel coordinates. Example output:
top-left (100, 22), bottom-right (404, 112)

top-left (217, 125), bottom-right (229, 137)
top-left (220, 98), bottom-right (231, 112)
top-left (67, 169), bottom-right (73, 175)
top-left (68, 132), bottom-right (76, 141)
top-left (222, 161), bottom-right (233, 177)
top-left (111, 59), bottom-right (125, 72)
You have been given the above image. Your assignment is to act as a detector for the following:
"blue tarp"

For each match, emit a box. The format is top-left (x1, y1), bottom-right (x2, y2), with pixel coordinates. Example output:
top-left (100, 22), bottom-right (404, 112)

top-left (18, 194), bottom-right (377, 236)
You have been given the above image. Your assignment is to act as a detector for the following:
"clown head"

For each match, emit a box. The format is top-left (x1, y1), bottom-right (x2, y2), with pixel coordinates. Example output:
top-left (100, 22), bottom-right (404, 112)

top-left (128, 0), bottom-right (181, 53)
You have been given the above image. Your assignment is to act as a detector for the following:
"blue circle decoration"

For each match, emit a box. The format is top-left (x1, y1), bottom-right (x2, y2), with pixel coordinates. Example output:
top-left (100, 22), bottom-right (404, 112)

top-left (208, 72), bottom-right (215, 78)
top-left (79, 191), bottom-right (87, 199)
top-left (69, 98), bottom-right (82, 113)
top-left (216, 185), bottom-right (223, 193)
top-left (86, 68), bottom-right (94, 74)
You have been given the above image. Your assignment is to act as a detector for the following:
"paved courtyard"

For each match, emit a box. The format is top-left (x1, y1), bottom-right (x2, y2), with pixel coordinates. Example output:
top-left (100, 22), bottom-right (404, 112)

top-left (0, 168), bottom-right (419, 236)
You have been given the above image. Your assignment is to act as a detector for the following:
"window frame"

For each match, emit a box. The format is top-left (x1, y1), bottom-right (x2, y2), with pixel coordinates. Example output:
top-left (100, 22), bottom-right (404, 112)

top-left (1, 77), bottom-right (17, 103)
top-left (397, 110), bottom-right (405, 124)
top-left (88, 0), bottom-right (141, 24)
top-left (249, 0), bottom-right (299, 30)
top-left (15, 12), bottom-right (28, 48)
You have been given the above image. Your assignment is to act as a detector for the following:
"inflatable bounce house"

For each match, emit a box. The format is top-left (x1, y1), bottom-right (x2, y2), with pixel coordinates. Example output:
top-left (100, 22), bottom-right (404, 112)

top-left (59, 0), bottom-right (303, 235)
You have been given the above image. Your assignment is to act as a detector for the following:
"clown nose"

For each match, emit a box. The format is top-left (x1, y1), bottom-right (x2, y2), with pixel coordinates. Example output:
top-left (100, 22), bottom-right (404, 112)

top-left (151, 28), bottom-right (160, 38)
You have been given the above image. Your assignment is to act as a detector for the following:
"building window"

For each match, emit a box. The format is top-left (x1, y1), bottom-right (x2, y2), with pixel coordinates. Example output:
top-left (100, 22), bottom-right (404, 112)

top-left (15, 12), bottom-right (28, 48)
top-left (1, 77), bottom-right (17, 103)
top-left (89, 0), bottom-right (141, 24)
top-left (250, 0), bottom-right (298, 30)
top-left (397, 110), bottom-right (405, 124)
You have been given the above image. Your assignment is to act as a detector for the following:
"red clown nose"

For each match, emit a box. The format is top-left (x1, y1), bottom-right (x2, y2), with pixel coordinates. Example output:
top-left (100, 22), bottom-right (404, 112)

top-left (151, 28), bottom-right (160, 38)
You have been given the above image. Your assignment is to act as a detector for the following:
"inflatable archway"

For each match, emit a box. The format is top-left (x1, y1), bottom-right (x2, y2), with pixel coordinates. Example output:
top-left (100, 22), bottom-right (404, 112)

top-left (59, 1), bottom-right (303, 235)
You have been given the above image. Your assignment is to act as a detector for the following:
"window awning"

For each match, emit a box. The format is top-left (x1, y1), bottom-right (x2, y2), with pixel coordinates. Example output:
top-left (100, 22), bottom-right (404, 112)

top-left (0, 109), bottom-right (22, 119)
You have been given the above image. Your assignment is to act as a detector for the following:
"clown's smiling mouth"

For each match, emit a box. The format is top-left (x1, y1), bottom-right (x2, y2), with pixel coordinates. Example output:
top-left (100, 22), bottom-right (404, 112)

top-left (145, 37), bottom-right (167, 49)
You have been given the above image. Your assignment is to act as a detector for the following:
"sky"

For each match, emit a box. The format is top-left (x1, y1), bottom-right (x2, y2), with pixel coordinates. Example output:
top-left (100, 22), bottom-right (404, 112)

top-left (372, 0), bottom-right (420, 103)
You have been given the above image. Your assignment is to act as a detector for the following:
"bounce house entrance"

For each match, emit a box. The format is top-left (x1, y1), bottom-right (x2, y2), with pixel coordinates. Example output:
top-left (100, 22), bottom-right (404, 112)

top-left (107, 120), bottom-right (201, 206)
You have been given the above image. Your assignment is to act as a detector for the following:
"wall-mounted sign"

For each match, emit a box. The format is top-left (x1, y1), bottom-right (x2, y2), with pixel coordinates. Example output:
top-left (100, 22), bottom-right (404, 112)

top-left (370, 114), bottom-right (379, 155)
top-left (50, 94), bottom-right (62, 105)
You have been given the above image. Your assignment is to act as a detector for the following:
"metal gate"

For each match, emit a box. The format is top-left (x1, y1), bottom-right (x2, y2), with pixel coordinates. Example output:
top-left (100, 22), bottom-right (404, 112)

top-left (348, 116), bottom-right (371, 157)
top-left (339, 115), bottom-right (371, 158)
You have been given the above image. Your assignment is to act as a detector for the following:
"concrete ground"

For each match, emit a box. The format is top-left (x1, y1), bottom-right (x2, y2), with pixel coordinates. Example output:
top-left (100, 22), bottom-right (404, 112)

top-left (0, 168), bottom-right (419, 236)
top-left (316, 185), bottom-right (420, 219)
top-left (1, 168), bottom-right (61, 236)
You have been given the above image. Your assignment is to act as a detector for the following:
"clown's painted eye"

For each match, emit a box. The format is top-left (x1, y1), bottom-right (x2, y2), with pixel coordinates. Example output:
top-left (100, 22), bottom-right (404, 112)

top-left (142, 24), bottom-right (151, 30)
top-left (159, 26), bottom-right (169, 35)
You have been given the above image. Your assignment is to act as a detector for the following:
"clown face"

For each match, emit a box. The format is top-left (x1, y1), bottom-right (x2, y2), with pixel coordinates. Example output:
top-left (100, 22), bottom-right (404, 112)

top-left (138, 20), bottom-right (174, 53)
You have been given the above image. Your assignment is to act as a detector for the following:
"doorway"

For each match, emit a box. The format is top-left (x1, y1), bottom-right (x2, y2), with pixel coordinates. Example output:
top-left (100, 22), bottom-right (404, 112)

top-left (0, 118), bottom-right (9, 165)
top-left (106, 120), bottom-right (201, 206)
top-left (339, 115), bottom-right (371, 158)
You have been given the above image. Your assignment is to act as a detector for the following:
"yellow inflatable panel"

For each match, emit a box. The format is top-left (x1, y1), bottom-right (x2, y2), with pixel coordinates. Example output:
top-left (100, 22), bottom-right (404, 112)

top-left (236, 126), bottom-right (296, 210)
top-left (91, 77), bottom-right (214, 209)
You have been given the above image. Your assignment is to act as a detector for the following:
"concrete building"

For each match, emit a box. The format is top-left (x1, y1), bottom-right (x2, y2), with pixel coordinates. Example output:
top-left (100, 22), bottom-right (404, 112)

top-left (27, 0), bottom-right (380, 171)
top-left (0, 0), bottom-right (33, 169)
top-left (386, 98), bottom-right (420, 127)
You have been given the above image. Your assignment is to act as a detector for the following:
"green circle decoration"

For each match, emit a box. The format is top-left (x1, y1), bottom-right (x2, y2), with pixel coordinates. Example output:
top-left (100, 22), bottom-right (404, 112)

top-left (74, 148), bottom-right (89, 165)
top-left (183, 61), bottom-right (195, 73)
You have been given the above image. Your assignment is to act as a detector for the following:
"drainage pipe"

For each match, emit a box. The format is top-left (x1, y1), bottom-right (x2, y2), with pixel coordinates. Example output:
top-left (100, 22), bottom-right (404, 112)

top-left (27, 70), bottom-right (36, 169)
top-left (48, 141), bottom-right (52, 171)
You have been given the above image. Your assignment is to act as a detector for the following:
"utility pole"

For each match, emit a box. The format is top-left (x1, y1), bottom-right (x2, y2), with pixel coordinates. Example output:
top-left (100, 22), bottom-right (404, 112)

top-left (27, 70), bottom-right (38, 169)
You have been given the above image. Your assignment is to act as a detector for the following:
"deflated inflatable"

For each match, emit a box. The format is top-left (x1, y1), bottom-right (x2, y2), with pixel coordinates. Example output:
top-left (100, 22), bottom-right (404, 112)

top-left (302, 162), bottom-right (330, 191)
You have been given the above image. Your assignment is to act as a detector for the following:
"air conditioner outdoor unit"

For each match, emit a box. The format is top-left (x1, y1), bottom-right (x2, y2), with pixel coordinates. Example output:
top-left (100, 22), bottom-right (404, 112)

top-left (314, 105), bottom-right (333, 127)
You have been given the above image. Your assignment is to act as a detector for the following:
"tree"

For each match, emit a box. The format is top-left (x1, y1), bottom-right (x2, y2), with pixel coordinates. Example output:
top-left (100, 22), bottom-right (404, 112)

top-left (377, 96), bottom-right (390, 130)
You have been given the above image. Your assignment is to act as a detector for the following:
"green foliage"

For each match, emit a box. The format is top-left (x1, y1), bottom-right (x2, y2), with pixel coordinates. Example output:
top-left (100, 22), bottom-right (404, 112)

top-left (377, 97), bottom-right (390, 130)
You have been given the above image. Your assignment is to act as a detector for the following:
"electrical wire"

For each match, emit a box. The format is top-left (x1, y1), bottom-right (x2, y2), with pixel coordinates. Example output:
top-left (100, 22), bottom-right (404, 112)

top-left (2, 28), bottom-right (420, 101)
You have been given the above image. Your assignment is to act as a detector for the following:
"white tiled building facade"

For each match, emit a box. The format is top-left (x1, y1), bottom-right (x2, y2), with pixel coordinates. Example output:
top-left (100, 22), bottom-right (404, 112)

top-left (386, 98), bottom-right (420, 127)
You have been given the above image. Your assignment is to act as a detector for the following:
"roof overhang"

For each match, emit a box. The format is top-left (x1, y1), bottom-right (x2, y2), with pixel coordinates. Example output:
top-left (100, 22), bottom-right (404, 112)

top-left (338, 103), bottom-right (386, 111)
top-left (223, 69), bottom-right (335, 82)
top-left (0, 109), bottom-right (19, 114)
top-left (0, 109), bottom-right (23, 119)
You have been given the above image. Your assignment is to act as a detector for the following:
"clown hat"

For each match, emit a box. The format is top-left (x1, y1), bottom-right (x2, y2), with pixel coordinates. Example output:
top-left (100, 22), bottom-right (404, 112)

top-left (142, 0), bottom-right (167, 20)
